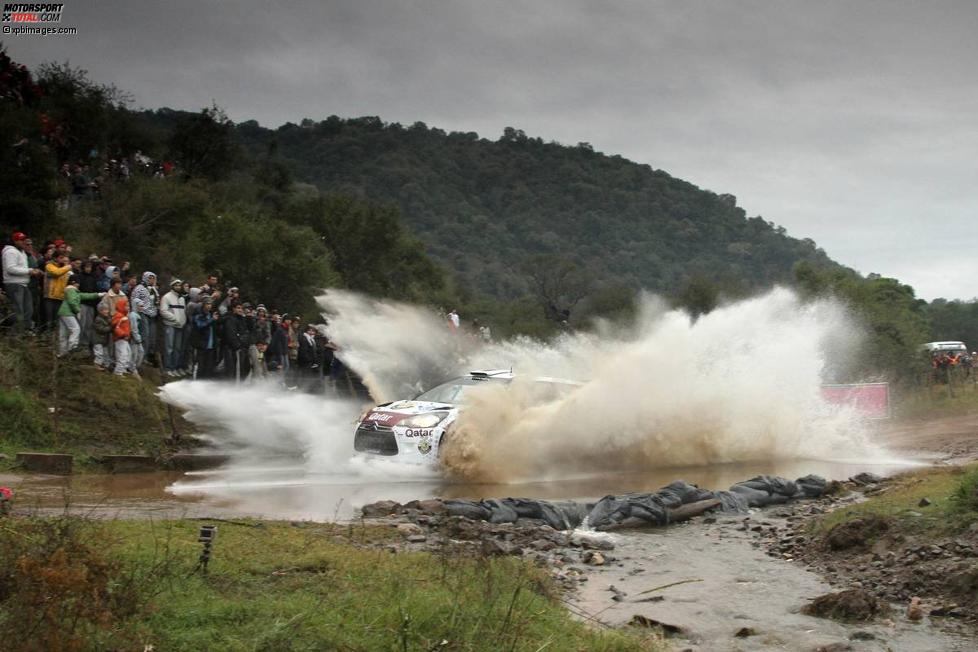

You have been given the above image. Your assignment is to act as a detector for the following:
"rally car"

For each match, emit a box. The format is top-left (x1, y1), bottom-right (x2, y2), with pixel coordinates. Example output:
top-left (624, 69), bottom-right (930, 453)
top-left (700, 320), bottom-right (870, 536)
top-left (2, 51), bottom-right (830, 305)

top-left (352, 369), bottom-right (578, 464)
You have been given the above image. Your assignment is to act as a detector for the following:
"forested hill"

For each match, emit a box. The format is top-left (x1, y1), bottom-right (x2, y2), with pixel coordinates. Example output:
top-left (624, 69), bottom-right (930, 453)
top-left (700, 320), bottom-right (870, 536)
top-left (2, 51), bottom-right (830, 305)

top-left (236, 117), bottom-right (838, 297)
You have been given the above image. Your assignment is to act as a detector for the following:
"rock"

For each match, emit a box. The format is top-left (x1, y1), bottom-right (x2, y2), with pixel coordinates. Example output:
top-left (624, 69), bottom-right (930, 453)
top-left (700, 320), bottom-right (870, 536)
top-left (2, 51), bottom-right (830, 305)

top-left (361, 500), bottom-right (402, 518)
top-left (734, 627), bottom-right (756, 637)
top-left (584, 551), bottom-right (606, 566)
top-left (918, 497), bottom-right (932, 507)
top-left (406, 534), bottom-right (427, 543)
top-left (530, 539), bottom-right (557, 552)
top-left (404, 499), bottom-right (446, 514)
top-left (801, 589), bottom-right (889, 622)
top-left (849, 631), bottom-right (875, 641)
top-left (628, 614), bottom-right (686, 637)
top-left (906, 596), bottom-right (924, 621)
top-left (396, 523), bottom-right (424, 536)
top-left (849, 472), bottom-right (883, 486)
top-left (824, 516), bottom-right (890, 551)
top-left (481, 539), bottom-right (518, 556)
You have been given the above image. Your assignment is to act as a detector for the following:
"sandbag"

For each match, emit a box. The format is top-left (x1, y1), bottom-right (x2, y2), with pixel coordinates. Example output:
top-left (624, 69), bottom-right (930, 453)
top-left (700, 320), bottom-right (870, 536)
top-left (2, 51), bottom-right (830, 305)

top-left (795, 474), bottom-right (828, 497)
top-left (444, 500), bottom-right (492, 521)
top-left (482, 499), bottom-right (518, 524)
top-left (656, 480), bottom-right (715, 508)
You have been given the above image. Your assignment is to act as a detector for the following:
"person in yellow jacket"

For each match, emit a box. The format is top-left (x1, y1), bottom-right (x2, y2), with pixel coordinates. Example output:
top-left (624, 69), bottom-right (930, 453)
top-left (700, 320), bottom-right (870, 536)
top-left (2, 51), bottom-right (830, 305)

top-left (43, 253), bottom-right (71, 330)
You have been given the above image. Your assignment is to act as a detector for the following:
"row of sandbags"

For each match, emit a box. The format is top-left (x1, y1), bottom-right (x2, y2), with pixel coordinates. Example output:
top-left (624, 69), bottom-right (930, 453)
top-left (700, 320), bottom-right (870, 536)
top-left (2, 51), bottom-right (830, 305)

top-left (439, 474), bottom-right (829, 532)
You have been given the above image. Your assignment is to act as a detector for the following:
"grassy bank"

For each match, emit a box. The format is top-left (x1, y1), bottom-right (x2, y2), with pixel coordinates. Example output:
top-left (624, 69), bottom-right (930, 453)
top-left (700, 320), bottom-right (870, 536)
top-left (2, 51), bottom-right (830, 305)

top-left (893, 379), bottom-right (978, 420)
top-left (812, 464), bottom-right (978, 539)
top-left (0, 336), bottom-right (195, 469)
top-left (0, 516), bottom-right (660, 652)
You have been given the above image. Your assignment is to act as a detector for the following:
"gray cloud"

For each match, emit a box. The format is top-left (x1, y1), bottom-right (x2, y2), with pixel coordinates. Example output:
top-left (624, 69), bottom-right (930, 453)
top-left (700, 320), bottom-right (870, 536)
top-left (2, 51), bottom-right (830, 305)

top-left (7, 0), bottom-right (978, 300)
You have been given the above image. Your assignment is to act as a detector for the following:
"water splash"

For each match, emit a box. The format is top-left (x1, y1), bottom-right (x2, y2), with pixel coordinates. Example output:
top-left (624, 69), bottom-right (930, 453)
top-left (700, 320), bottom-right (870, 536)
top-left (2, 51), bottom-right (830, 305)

top-left (162, 287), bottom-right (886, 484)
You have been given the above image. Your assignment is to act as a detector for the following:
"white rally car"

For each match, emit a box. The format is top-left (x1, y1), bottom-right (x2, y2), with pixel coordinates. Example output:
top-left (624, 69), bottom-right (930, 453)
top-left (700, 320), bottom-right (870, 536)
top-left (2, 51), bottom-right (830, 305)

top-left (353, 369), bottom-right (577, 464)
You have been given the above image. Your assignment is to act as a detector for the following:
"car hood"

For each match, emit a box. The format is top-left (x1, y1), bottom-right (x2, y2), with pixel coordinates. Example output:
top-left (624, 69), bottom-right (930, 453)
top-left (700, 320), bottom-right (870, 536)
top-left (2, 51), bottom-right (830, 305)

top-left (362, 400), bottom-right (455, 426)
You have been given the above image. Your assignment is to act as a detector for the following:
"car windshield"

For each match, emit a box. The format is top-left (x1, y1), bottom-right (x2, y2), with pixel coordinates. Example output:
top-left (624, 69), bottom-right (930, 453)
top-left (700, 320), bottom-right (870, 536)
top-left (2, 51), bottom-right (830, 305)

top-left (414, 377), bottom-right (507, 404)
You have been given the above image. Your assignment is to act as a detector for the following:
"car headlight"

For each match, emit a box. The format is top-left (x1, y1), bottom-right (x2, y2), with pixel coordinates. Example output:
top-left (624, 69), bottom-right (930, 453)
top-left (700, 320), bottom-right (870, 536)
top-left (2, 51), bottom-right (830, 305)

top-left (400, 412), bottom-right (448, 428)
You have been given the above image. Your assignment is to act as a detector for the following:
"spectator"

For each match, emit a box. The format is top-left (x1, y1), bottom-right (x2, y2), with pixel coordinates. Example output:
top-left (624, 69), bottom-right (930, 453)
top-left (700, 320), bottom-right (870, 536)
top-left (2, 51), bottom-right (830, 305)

top-left (43, 252), bottom-right (71, 329)
top-left (1, 231), bottom-right (42, 333)
top-left (297, 324), bottom-right (321, 390)
top-left (128, 297), bottom-right (146, 376)
top-left (219, 286), bottom-right (239, 316)
top-left (266, 313), bottom-right (288, 374)
top-left (251, 341), bottom-right (269, 381)
top-left (159, 278), bottom-right (187, 377)
top-left (110, 297), bottom-right (131, 376)
top-left (448, 309), bottom-right (460, 331)
top-left (56, 274), bottom-right (102, 357)
top-left (124, 275), bottom-right (138, 297)
top-left (92, 303), bottom-right (113, 370)
top-left (130, 272), bottom-right (159, 360)
top-left (77, 259), bottom-right (100, 348)
top-left (99, 277), bottom-right (125, 317)
top-left (191, 297), bottom-right (219, 379)
top-left (223, 302), bottom-right (250, 381)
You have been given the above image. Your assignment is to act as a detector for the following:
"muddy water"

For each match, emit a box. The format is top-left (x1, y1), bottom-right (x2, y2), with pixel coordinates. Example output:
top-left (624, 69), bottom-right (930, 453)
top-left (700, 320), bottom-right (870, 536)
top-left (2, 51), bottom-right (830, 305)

top-left (4, 457), bottom-right (923, 521)
top-left (572, 519), bottom-right (972, 651)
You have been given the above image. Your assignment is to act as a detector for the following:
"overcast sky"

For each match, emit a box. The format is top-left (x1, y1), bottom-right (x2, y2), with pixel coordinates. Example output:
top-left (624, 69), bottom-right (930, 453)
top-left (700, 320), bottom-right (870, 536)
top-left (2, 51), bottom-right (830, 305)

top-left (8, 1), bottom-right (977, 300)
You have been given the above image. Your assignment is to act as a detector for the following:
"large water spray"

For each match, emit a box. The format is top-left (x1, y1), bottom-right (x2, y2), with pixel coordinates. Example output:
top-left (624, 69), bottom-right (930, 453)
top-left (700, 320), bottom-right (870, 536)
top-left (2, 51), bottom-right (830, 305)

top-left (162, 287), bottom-right (885, 483)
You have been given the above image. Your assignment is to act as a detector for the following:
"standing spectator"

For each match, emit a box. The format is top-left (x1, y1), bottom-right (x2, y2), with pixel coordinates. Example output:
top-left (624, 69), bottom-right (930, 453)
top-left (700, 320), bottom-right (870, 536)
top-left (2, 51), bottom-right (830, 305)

top-left (124, 275), bottom-right (139, 297)
top-left (77, 259), bottom-right (100, 347)
top-left (200, 274), bottom-right (220, 295)
top-left (223, 302), bottom-right (249, 382)
top-left (92, 303), bottom-right (113, 370)
top-left (191, 297), bottom-right (218, 379)
top-left (159, 279), bottom-right (187, 377)
top-left (99, 277), bottom-right (125, 317)
top-left (128, 298), bottom-right (146, 375)
top-left (130, 272), bottom-right (159, 361)
top-left (180, 286), bottom-right (199, 375)
top-left (251, 341), bottom-right (269, 381)
top-left (219, 286), bottom-right (239, 316)
top-left (297, 324), bottom-right (321, 392)
top-left (448, 309), bottom-right (460, 331)
top-left (266, 314), bottom-right (288, 374)
top-left (110, 297), bottom-right (131, 376)
top-left (1, 231), bottom-right (42, 333)
top-left (56, 274), bottom-right (101, 357)
top-left (43, 253), bottom-right (71, 329)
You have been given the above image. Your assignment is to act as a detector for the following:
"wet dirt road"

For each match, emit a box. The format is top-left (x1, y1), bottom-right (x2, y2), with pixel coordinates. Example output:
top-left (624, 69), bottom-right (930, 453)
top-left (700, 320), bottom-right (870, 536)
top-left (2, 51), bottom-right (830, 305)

top-left (571, 517), bottom-right (973, 651)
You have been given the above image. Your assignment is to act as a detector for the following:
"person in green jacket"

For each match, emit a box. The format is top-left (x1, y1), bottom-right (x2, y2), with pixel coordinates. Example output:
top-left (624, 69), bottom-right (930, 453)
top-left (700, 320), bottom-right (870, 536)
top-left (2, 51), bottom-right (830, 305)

top-left (57, 274), bottom-right (103, 357)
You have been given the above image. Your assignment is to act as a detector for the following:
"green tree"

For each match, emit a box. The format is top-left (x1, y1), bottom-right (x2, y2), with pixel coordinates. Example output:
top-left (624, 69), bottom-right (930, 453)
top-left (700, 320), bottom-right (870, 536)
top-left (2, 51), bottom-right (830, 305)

top-left (168, 104), bottom-right (240, 181)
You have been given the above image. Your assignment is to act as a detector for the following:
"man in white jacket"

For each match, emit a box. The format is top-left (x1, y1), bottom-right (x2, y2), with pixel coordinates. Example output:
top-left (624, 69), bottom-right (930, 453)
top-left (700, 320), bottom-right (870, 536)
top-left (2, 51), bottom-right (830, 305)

top-left (159, 278), bottom-right (187, 376)
top-left (2, 231), bottom-right (42, 333)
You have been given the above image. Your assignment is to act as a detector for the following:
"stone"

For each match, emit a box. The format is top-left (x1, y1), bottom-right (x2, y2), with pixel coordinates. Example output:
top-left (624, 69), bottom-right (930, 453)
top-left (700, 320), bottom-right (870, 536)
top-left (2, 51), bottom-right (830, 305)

top-left (801, 589), bottom-right (889, 622)
top-left (906, 596), bottom-right (924, 621)
top-left (484, 538), bottom-right (520, 556)
top-left (628, 614), bottom-right (686, 637)
top-left (530, 539), bottom-right (556, 552)
top-left (361, 500), bottom-right (402, 518)
top-left (396, 523), bottom-right (424, 536)
top-left (734, 627), bottom-right (757, 637)
top-left (849, 631), bottom-right (875, 641)
top-left (918, 497), bottom-right (932, 507)
top-left (406, 534), bottom-right (427, 543)
top-left (812, 643), bottom-right (851, 652)
top-left (585, 551), bottom-right (606, 566)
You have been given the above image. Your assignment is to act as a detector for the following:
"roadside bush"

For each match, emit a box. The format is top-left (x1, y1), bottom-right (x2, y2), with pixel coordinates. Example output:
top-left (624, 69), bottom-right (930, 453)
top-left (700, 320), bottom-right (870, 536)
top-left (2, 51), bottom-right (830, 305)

top-left (0, 516), bottom-right (175, 652)
top-left (951, 467), bottom-right (978, 513)
top-left (0, 388), bottom-right (51, 447)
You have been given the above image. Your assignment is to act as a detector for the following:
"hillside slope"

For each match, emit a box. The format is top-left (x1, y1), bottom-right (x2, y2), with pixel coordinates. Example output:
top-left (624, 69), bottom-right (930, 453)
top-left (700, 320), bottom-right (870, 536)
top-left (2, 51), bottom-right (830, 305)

top-left (236, 117), bottom-right (838, 297)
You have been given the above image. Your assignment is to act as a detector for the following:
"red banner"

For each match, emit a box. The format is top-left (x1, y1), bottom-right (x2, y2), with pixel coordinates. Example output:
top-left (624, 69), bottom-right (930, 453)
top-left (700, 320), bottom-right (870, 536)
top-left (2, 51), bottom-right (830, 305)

top-left (820, 383), bottom-right (890, 419)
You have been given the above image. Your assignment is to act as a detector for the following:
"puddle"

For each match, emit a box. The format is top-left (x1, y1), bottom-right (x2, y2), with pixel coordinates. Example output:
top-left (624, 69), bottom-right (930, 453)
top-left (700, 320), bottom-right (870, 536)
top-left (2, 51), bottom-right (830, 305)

top-left (4, 457), bottom-right (921, 521)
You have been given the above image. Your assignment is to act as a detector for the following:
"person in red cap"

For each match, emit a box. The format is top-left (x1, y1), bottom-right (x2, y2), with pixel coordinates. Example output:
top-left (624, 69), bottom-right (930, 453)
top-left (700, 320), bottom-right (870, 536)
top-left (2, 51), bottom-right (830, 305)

top-left (2, 231), bottom-right (43, 333)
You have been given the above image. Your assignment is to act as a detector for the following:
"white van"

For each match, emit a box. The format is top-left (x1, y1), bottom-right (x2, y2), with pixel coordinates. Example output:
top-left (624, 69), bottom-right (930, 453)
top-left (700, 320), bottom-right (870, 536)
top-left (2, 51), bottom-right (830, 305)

top-left (921, 341), bottom-right (970, 355)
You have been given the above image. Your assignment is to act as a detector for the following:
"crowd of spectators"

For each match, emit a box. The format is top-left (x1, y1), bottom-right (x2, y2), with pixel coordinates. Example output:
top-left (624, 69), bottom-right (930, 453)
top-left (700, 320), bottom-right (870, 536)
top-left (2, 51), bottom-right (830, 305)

top-left (1, 230), bottom-right (348, 393)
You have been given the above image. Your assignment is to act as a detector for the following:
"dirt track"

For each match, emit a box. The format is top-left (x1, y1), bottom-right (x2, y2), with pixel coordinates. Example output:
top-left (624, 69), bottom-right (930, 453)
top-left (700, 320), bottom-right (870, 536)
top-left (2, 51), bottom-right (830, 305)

top-left (877, 412), bottom-right (978, 462)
